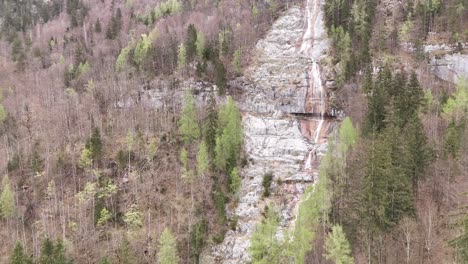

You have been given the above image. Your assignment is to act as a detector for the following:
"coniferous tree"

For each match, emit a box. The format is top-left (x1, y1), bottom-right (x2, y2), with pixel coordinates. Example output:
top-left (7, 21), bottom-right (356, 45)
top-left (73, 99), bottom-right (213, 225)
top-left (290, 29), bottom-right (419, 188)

top-left (365, 66), bottom-right (391, 134)
top-left (10, 242), bottom-right (33, 264)
top-left (324, 225), bottom-right (354, 264)
top-left (177, 43), bottom-right (187, 71)
top-left (249, 206), bottom-right (283, 264)
top-left (158, 228), bottom-right (179, 264)
top-left (118, 238), bottom-right (137, 264)
top-left (95, 18), bottom-right (102, 33)
top-left (197, 140), bottom-right (209, 177)
top-left (53, 239), bottom-right (71, 264)
top-left (178, 92), bottom-right (199, 144)
top-left (186, 24), bottom-right (197, 61)
top-left (0, 175), bottom-right (15, 219)
top-left (39, 238), bottom-right (54, 264)
top-left (203, 94), bottom-right (218, 159)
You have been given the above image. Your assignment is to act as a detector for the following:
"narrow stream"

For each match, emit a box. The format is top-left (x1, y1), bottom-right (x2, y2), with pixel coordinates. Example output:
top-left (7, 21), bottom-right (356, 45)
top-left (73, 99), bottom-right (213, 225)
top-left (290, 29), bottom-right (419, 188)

top-left (301, 0), bottom-right (328, 172)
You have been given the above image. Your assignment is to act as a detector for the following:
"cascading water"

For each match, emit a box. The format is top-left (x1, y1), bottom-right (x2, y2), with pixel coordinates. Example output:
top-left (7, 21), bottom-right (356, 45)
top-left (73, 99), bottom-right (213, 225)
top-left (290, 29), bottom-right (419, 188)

top-left (207, 0), bottom-right (330, 262)
top-left (301, 0), bottom-right (328, 171)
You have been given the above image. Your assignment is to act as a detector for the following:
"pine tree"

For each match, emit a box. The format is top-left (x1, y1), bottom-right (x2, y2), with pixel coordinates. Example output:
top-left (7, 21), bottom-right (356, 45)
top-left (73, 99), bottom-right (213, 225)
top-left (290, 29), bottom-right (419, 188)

top-left (0, 175), bottom-right (15, 219)
top-left (158, 228), bottom-right (179, 264)
top-left (10, 242), bottom-right (33, 264)
top-left (324, 225), bottom-right (353, 264)
top-left (178, 92), bottom-right (199, 144)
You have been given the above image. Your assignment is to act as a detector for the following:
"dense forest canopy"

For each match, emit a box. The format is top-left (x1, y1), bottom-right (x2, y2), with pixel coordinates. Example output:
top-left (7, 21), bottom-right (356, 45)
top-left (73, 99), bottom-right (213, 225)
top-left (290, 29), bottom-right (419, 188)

top-left (0, 0), bottom-right (467, 263)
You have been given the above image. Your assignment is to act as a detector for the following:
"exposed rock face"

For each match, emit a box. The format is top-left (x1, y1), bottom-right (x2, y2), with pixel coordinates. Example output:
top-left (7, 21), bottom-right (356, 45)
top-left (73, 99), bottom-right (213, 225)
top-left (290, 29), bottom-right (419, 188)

top-left (431, 53), bottom-right (468, 83)
top-left (238, 7), bottom-right (309, 114)
top-left (207, 0), bottom-right (331, 263)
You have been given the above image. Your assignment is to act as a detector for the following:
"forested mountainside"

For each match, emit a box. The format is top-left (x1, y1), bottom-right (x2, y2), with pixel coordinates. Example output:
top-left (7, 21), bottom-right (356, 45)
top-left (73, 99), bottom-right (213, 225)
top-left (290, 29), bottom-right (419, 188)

top-left (0, 0), bottom-right (467, 263)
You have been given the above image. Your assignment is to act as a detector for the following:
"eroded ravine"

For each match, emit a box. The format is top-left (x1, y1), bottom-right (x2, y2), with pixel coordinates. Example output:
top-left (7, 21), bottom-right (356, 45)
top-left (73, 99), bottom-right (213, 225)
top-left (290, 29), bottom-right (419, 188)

top-left (206, 1), bottom-right (331, 263)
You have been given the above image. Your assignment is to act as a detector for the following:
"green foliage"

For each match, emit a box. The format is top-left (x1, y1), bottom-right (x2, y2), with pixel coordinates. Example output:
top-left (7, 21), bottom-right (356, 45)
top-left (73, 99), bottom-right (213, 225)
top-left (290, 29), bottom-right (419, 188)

top-left (76, 182), bottom-right (97, 203)
top-left (338, 117), bottom-right (357, 154)
top-left (330, 26), bottom-right (351, 84)
top-left (158, 228), bottom-right (179, 264)
top-left (324, 225), bottom-right (354, 264)
top-left (232, 49), bottom-right (242, 74)
top-left (229, 167), bottom-right (241, 194)
top-left (203, 95), bottom-right (218, 159)
top-left (123, 204), bottom-right (143, 230)
top-left (10, 242), bottom-right (33, 264)
top-left (362, 128), bottom-right (415, 232)
top-left (106, 8), bottom-right (122, 40)
top-left (190, 220), bottom-right (208, 263)
top-left (291, 142), bottom-right (332, 263)
top-left (99, 257), bottom-right (110, 264)
top-left (67, 0), bottom-right (89, 28)
top-left (154, 0), bottom-right (182, 19)
top-left (0, 175), bottom-right (15, 219)
top-left (214, 97), bottom-right (243, 172)
top-left (0, 103), bottom-right (6, 126)
top-left (177, 42), bottom-right (187, 71)
top-left (451, 214), bottom-right (468, 263)
top-left (443, 78), bottom-right (468, 121)
top-left (195, 31), bottom-right (206, 60)
top-left (197, 141), bottom-right (209, 177)
top-left (78, 147), bottom-right (93, 169)
top-left (178, 92), bottom-right (200, 144)
top-left (97, 208), bottom-right (111, 227)
top-left (86, 128), bottom-right (103, 161)
top-left (95, 18), bottom-right (102, 33)
top-left (116, 46), bottom-right (131, 72)
top-left (445, 118), bottom-right (465, 158)
top-left (133, 32), bottom-right (157, 68)
top-left (186, 24), bottom-right (197, 60)
top-left (39, 238), bottom-right (54, 264)
top-left (214, 190), bottom-right (227, 223)
top-left (118, 238), bottom-right (138, 264)
top-left (249, 206), bottom-right (283, 264)
top-left (214, 60), bottom-right (227, 95)
top-left (262, 172), bottom-right (273, 198)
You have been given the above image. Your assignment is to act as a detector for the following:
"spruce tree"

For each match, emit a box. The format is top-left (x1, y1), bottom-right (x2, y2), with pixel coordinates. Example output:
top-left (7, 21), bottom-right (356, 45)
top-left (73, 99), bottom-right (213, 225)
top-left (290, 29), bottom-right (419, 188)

top-left (39, 238), bottom-right (54, 264)
top-left (10, 242), bottom-right (33, 264)
top-left (203, 94), bottom-right (218, 159)
top-left (185, 24), bottom-right (197, 60)
top-left (324, 225), bottom-right (354, 264)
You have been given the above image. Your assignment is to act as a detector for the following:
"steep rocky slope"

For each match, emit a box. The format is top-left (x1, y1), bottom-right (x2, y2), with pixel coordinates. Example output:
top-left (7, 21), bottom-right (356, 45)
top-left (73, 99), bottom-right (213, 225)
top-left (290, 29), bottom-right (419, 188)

top-left (207, 0), bottom-right (333, 262)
